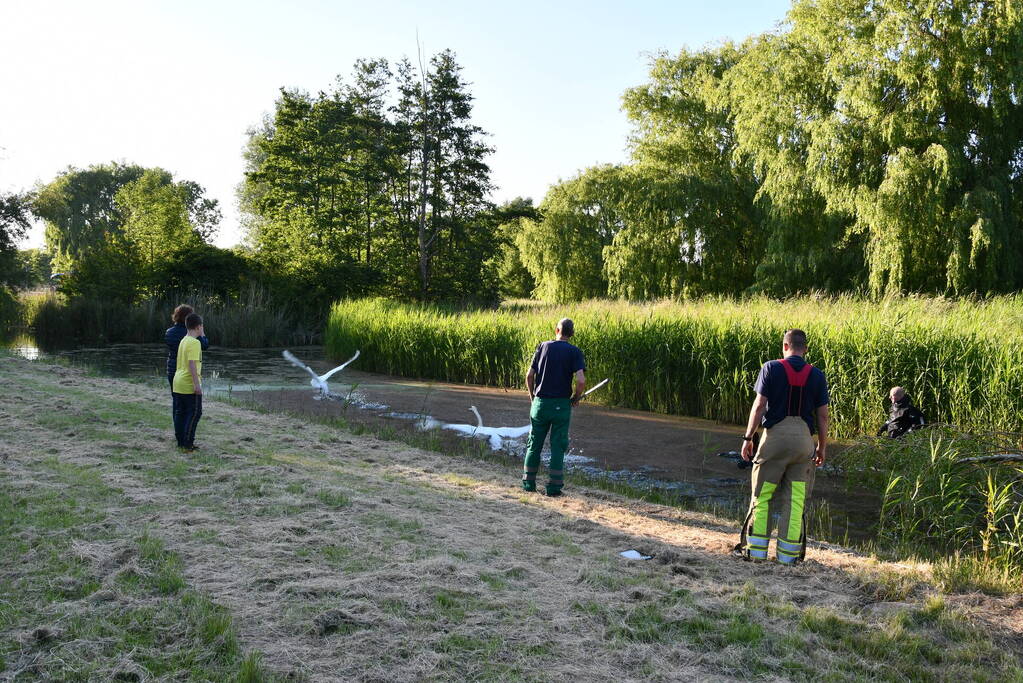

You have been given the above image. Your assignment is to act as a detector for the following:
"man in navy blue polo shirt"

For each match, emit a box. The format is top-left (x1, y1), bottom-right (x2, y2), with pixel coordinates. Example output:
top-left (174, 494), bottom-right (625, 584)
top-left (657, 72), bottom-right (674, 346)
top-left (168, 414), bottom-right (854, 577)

top-left (522, 318), bottom-right (586, 496)
top-left (738, 329), bottom-right (829, 565)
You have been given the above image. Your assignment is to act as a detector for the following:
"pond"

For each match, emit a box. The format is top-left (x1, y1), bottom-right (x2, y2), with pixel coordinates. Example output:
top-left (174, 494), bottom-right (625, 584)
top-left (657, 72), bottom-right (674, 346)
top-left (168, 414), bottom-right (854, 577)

top-left (8, 340), bottom-right (878, 544)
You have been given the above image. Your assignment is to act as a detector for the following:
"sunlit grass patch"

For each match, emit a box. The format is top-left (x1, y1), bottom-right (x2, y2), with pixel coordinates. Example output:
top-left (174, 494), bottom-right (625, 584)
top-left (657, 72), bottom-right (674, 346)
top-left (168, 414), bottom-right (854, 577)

top-left (441, 473), bottom-right (478, 488)
top-left (932, 554), bottom-right (1023, 595)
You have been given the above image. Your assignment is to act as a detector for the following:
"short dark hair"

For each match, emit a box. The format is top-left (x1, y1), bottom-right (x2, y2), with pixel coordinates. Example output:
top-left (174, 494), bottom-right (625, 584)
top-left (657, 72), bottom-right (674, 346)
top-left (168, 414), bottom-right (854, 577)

top-left (172, 304), bottom-right (194, 324)
top-left (185, 313), bottom-right (203, 330)
top-left (784, 328), bottom-right (808, 350)
top-left (557, 318), bottom-right (574, 337)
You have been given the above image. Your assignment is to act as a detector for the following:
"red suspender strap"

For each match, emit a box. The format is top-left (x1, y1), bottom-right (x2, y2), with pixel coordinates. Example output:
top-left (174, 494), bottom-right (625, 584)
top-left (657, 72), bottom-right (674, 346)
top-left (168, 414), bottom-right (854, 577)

top-left (778, 358), bottom-right (812, 387)
top-left (778, 358), bottom-right (813, 416)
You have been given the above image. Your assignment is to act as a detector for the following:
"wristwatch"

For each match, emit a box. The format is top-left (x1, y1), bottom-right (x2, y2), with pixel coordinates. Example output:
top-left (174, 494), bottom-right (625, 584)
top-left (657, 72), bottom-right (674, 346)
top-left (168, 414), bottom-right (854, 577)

top-left (742, 435), bottom-right (755, 441)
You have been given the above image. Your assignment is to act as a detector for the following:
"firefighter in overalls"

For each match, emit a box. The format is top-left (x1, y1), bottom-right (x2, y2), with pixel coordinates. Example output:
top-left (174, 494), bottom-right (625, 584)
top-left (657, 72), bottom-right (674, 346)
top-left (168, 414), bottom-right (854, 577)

top-left (737, 329), bottom-right (830, 565)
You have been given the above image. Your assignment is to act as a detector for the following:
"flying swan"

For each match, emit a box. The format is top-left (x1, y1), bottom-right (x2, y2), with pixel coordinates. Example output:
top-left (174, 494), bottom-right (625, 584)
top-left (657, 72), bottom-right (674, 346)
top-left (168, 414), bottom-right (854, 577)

top-left (443, 406), bottom-right (531, 451)
top-left (283, 349), bottom-right (360, 398)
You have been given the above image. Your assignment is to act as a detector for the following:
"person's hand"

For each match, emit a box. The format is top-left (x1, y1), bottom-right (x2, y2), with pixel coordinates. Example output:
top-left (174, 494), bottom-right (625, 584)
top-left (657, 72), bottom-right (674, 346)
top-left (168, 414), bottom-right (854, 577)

top-left (194, 385), bottom-right (203, 396)
top-left (813, 444), bottom-right (826, 467)
top-left (741, 438), bottom-right (754, 462)
top-left (198, 324), bottom-right (205, 337)
top-left (570, 395), bottom-right (581, 407)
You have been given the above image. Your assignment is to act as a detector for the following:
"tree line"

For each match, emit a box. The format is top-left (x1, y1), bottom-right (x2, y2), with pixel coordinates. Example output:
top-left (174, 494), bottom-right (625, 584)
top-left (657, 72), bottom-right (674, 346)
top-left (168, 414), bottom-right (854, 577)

top-left (515, 0), bottom-right (1023, 300)
top-left (240, 50), bottom-right (498, 303)
top-left (0, 49), bottom-right (510, 322)
top-left (2, 0), bottom-right (1021, 320)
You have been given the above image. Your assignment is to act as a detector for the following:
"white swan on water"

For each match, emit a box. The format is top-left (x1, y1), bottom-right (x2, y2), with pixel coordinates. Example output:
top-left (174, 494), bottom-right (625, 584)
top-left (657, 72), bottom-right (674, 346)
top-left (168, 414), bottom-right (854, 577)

top-left (443, 406), bottom-right (531, 451)
top-left (283, 349), bottom-right (360, 398)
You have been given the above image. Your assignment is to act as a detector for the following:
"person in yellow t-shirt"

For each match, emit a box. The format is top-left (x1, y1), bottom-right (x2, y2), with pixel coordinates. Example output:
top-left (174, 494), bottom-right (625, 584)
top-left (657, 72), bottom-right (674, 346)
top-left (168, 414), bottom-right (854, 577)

top-left (172, 313), bottom-right (205, 451)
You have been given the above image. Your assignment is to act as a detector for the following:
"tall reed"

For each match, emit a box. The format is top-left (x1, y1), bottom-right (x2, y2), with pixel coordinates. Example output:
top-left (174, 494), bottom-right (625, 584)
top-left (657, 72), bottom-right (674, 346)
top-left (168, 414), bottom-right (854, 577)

top-left (24, 286), bottom-right (315, 350)
top-left (325, 296), bottom-right (1023, 438)
top-left (842, 428), bottom-right (1023, 584)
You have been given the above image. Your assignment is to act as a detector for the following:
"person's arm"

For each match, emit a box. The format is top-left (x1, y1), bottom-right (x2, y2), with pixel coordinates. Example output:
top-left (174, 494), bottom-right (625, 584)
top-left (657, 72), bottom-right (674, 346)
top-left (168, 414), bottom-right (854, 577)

top-left (188, 359), bottom-right (202, 395)
top-left (741, 394), bottom-right (768, 461)
top-left (571, 369), bottom-right (586, 406)
top-left (526, 368), bottom-right (536, 400)
top-left (197, 324), bottom-right (209, 351)
top-left (814, 405), bottom-right (829, 466)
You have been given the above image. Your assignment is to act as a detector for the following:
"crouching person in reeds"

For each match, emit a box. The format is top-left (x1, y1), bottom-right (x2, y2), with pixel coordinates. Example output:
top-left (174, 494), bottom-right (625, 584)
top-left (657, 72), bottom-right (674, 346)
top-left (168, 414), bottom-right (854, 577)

top-left (737, 329), bottom-right (830, 565)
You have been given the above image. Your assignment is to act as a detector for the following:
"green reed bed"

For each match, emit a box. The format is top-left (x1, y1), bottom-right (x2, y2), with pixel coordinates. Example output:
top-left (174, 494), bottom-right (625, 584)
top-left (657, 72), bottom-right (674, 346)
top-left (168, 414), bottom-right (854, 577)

top-left (841, 427), bottom-right (1023, 591)
top-left (325, 296), bottom-right (1023, 438)
top-left (23, 286), bottom-right (314, 350)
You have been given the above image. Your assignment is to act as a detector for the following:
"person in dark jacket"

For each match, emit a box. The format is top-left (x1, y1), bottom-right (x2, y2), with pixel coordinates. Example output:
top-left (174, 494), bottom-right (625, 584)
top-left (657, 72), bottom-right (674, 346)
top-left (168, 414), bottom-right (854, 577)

top-left (877, 386), bottom-right (926, 438)
top-left (166, 304), bottom-right (209, 427)
top-left (522, 318), bottom-right (586, 497)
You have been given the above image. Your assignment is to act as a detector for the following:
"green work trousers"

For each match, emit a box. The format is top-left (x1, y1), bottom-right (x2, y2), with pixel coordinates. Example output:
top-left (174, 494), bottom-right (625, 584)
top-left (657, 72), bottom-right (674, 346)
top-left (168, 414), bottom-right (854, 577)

top-left (522, 398), bottom-right (571, 493)
top-left (743, 416), bottom-right (815, 564)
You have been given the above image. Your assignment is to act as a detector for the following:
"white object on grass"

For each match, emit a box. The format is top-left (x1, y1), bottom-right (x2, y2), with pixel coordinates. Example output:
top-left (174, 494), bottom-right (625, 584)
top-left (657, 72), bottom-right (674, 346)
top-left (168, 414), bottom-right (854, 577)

top-left (283, 349), bottom-right (360, 399)
top-left (443, 405), bottom-right (531, 451)
top-left (619, 550), bottom-right (652, 560)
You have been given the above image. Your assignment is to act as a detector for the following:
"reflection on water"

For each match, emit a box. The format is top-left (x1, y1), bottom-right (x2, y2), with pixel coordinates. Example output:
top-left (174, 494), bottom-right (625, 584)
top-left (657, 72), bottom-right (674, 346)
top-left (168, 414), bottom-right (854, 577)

top-left (9, 342), bottom-right (329, 390)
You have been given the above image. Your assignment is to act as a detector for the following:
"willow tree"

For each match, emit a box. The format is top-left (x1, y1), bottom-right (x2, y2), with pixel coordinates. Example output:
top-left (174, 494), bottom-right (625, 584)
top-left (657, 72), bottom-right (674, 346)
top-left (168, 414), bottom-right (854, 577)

top-left (607, 45), bottom-right (764, 298)
top-left (33, 163), bottom-right (145, 272)
top-left (517, 165), bottom-right (626, 302)
top-left (729, 0), bottom-right (1023, 295)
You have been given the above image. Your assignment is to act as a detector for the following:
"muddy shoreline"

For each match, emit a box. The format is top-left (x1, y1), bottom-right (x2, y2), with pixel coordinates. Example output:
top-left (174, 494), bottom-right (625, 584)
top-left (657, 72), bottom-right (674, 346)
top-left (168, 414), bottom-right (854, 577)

top-left (232, 367), bottom-right (876, 538)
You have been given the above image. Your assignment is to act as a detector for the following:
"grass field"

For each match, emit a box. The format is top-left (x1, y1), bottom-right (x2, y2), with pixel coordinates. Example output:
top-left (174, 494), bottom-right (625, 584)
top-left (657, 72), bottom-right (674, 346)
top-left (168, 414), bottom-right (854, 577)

top-left (325, 296), bottom-right (1023, 439)
top-left (2, 355), bottom-right (1022, 680)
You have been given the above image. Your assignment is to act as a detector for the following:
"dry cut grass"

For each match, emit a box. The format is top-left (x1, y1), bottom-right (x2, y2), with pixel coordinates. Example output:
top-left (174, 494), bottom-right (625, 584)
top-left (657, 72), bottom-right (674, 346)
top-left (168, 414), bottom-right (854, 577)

top-left (1, 354), bottom-right (1021, 681)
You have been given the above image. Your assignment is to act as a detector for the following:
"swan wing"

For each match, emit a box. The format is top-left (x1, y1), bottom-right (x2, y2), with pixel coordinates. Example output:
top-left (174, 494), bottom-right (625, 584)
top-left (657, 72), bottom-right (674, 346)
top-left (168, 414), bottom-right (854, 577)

top-left (494, 425), bottom-right (531, 438)
top-left (320, 350), bottom-right (361, 381)
top-left (443, 423), bottom-right (478, 435)
top-left (283, 350), bottom-right (320, 382)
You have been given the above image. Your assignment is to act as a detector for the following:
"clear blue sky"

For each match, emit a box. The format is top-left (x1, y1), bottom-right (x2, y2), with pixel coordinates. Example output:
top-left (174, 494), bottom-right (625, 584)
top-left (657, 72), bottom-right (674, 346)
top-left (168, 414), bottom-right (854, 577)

top-left (1, 0), bottom-right (792, 248)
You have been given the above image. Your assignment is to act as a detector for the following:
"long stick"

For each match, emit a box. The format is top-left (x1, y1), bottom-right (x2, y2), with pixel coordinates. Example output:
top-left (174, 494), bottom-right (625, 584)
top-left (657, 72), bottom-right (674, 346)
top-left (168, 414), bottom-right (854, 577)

top-left (582, 378), bottom-right (609, 398)
top-left (956, 454), bottom-right (1023, 466)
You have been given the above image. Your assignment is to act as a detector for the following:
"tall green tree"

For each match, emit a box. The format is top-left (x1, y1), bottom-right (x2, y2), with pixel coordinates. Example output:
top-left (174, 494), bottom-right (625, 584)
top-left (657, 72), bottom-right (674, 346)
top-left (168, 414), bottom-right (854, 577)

top-left (727, 0), bottom-right (1023, 295)
top-left (390, 50), bottom-right (496, 300)
top-left (610, 45), bottom-right (764, 298)
top-left (517, 166), bottom-right (623, 302)
top-left (116, 169), bottom-right (204, 287)
top-left (0, 191), bottom-right (31, 288)
top-left (244, 51), bottom-right (496, 302)
top-left (33, 163), bottom-right (145, 272)
top-left (491, 197), bottom-right (538, 300)
top-left (34, 163), bottom-right (221, 300)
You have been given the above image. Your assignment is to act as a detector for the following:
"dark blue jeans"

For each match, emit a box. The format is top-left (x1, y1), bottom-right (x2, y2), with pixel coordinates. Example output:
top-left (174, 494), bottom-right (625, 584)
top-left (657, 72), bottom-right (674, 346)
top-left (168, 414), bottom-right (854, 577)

top-left (173, 392), bottom-right (202, 448)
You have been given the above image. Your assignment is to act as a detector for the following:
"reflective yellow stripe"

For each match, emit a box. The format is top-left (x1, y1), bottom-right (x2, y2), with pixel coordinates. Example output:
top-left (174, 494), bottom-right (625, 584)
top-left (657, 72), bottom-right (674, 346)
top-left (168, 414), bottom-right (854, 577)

top-left (777, 552), bottom-right (799, 565)
top-left (752, 482), bottom-right (777, 537)
top-left (787, 481), bottom-right (806, 542)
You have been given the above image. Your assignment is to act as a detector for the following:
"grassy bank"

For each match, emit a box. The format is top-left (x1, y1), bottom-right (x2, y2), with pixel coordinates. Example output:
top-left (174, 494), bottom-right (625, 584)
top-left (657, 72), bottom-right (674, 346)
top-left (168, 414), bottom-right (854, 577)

top-left (325, 296), bottom-right (1023, 438)
top-left (20, 287), bottom-right (318, 350)
top-left (840, 427), bottom-right (1023, 590)
top-left (3, 355), bottom-right (1022, 680)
